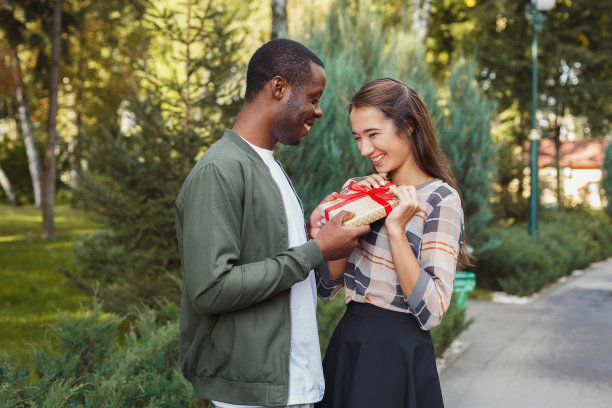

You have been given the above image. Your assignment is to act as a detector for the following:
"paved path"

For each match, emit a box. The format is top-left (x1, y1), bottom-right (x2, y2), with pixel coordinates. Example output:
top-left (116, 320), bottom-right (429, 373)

top-left (440, 259), bottom-right (612, 408)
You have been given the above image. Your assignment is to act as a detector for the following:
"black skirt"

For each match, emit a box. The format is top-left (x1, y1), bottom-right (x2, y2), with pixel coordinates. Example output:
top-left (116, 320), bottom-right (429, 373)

top-left (316, 302), bottom-right (444, 408)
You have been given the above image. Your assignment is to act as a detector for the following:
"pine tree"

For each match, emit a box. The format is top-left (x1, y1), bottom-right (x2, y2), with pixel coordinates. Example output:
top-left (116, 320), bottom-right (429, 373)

top-left (437, 60), bottom-right (497, 248)
top-left (279, 0), bottom-right (440, 214)
top-left (71, 0), bottom-right (245, 315)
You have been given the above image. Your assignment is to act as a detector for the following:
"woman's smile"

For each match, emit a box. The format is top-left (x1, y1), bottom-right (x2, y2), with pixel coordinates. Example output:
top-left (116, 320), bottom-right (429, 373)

top-left (350, 106), bottom-right (413, 184)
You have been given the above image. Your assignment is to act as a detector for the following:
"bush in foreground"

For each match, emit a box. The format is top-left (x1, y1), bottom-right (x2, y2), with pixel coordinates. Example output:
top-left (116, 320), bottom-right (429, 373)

top-left (2, 293), bottom-right (469, 407)
top-left (0, 301), bottom-right (198, 408)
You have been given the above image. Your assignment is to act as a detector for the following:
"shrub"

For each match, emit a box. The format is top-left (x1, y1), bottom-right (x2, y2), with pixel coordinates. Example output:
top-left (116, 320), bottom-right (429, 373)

top-left (431, 298), bottom-right (473, 358)
top-left (477, 209), bottom-right (612, 296)
top-left (0, 301), bottom-right (199, 407)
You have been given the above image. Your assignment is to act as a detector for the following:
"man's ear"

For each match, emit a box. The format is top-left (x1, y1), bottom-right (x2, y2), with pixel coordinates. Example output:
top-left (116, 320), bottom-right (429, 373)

top-left (271, 76), bottom-right (288, 100)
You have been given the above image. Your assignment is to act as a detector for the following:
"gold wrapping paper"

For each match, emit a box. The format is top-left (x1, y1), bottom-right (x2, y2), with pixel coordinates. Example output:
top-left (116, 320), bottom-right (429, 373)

top-left (318, 187), bottom-right (399, 227)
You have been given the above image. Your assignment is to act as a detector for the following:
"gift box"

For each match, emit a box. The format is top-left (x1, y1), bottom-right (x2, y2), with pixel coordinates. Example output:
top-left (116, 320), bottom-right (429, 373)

top-left (319, 181), bottom-right (399, 227)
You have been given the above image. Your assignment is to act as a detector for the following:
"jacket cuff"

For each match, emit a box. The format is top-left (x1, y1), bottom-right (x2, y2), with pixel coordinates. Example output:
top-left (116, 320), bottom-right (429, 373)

top-left (405, 268), bottom-right (431, 311)
top-left (300, 239), bottom-right (325, 270)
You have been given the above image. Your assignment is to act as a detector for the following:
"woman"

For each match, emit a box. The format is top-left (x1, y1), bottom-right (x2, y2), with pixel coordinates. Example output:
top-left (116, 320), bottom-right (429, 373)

top-left (312, 78), bottom-right (470, 408)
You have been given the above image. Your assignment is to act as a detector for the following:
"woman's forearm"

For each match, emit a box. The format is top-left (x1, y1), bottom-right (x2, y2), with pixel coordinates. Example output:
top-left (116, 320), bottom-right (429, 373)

top-left (328, 257), bottom-right (350, 280)
top-left (387, 227), bottom-right (422, 298)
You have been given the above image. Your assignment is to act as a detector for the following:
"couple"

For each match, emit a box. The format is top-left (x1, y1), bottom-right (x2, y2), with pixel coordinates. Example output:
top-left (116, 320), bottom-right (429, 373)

top-left (174, 39), bottom-right (467, 408)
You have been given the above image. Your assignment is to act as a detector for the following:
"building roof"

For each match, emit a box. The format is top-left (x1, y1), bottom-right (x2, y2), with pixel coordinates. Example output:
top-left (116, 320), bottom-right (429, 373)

top-left (538, 139), bottom-right (608, 169)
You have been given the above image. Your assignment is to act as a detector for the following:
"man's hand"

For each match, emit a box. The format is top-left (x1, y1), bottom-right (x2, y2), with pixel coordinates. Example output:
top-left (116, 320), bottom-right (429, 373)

top-left (314, 210), bottom-right (370, 261)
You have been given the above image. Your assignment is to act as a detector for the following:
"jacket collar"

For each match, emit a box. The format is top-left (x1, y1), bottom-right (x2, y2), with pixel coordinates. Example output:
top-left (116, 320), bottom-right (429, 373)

top-left (223, 129), bottom-right (269, 163)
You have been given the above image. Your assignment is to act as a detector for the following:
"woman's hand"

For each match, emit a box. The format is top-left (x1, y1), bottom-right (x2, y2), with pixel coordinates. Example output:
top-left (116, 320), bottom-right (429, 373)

top-left (385, 185), bottom-right (420, 235)
top-left (355, 173), bottom-right (388, 189)
top-left (309, 193), bottom-right (336, 238)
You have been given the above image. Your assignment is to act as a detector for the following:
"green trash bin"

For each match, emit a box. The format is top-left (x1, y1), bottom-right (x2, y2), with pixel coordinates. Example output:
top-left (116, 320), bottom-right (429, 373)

top-left (453, 271), bottom-right (476, 309)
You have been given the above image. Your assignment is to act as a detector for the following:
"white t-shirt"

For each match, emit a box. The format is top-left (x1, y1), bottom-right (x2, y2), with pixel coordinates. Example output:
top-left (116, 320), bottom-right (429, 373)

top-left (212, 140), bottom-right (324, 408)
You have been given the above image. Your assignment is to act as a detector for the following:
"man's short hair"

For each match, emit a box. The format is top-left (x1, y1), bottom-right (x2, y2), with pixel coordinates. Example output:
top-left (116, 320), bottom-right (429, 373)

top-left (244, 39), bottom-right (324, 102)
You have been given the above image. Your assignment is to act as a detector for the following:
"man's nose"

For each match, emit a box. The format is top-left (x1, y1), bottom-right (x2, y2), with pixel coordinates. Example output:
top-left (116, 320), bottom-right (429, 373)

top-left (314, 103), bottom-right (323, 118)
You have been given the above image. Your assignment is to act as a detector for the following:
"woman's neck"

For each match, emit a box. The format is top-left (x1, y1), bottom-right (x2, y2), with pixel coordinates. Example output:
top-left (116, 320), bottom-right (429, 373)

top-left (390, 169), bottom-right (434, 187)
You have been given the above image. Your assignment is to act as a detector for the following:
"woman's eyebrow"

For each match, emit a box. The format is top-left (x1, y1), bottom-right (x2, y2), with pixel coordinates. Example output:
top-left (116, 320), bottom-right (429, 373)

top-left (352, 127), bottom-right (382, 134)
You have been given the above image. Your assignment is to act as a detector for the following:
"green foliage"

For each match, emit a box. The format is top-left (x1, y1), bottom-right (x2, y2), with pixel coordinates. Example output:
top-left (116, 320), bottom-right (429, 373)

top-left (74, 0), bottom-right (245, 316)
top-left (73, 89), bottom-right (185, 314)
top-left (0, 135), bottom-right (36, 204)
top-left (0, 204), bottom-right (99, 365)
top-left (0, 301), bottom-right (198, 407)
top-left (280, 0), bottom-right (443, 214)
top-left (438, 60), bottom-right (497, 245)
top-left (316, 292), bottom-right (346, 357)
top-left (465, 0), bottom-right (612, 138)
top-left (477, 209), bottom-right (612, 296)
top-left (431, 297), bottom-right (472, 358)
top-left (491, 141), bottom-right (529, 221)
top-left (602, 143), bottom-right (612, 217)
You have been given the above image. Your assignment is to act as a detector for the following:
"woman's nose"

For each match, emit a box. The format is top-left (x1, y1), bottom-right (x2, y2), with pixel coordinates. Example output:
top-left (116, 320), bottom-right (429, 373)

top-left (360, 139), bottom-right (373, 156)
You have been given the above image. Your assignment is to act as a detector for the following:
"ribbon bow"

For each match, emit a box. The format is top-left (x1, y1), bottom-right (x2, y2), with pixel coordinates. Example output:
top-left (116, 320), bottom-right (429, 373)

top-left (324, 181), bottom-right (395, 220)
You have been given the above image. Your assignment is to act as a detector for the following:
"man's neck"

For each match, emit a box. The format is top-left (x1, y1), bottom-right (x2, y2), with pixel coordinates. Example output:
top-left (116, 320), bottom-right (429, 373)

top-left (232, 104), bottom-right (276, 150)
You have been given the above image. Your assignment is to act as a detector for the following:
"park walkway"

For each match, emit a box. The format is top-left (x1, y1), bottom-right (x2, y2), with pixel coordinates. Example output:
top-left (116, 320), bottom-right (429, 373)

top-left (440, 258), bottom-right (612, 408)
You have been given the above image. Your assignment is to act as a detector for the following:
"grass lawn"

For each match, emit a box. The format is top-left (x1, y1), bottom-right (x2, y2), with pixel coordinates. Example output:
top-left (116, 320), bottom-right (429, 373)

top-left (0, 203), bottom-right (100, 364)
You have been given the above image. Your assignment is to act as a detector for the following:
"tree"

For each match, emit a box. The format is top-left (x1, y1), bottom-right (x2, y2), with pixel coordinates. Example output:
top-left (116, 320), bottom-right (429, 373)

top-left (271, 0), bottom-right (288, 39)
top-left (0, 163), bottom-right (20, 205)
top-left (437, 60), bottom-right (497, 246)
top-left (0, 0), bottom-right (53, 208)
top-left (7, 47), bottom-right (43, 207)
top-left (71, 0), bottom-right (247, 314)
top-left (281, 0), bottom-right (444, 214)
top-left (41, 0), bottom-right (62, 240)
top-left (412, 0), bottom-right (432, 42)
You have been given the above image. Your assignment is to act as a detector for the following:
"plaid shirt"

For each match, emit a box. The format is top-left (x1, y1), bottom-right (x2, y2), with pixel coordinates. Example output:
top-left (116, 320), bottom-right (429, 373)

top-left (315, 179), bottom-right (464, 331)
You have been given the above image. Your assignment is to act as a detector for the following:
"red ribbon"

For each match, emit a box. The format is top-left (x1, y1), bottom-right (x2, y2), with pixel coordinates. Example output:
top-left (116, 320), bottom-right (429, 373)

top-left (324, 181), bottom-right (395, 220)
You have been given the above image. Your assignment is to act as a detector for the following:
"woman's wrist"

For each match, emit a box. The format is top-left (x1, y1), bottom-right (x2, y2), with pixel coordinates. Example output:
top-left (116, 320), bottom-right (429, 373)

top-left (386, 224), bottom-right (405, 238)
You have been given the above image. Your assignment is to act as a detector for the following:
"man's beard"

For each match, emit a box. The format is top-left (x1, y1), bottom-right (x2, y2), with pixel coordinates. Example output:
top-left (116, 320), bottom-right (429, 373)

top-left (273, 92), bottom-right (303, 146)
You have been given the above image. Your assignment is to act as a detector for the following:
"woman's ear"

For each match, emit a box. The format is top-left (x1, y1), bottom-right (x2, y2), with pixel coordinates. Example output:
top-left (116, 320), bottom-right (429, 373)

top-left (271, 76), bottom-right (288, 100)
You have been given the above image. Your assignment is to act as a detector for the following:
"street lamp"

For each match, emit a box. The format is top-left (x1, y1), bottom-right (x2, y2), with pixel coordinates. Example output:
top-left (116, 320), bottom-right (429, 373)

top-left (527, 0), bottom-right (556, 236)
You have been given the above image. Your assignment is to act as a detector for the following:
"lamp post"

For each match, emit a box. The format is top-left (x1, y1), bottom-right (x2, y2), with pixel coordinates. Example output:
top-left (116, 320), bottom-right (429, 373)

top-left (527, 0), bottom-right (556, 236)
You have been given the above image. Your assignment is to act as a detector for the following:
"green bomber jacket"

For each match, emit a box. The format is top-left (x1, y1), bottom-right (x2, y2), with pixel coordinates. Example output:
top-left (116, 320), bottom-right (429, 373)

top-left (174, 129), bottom-right (324, 406)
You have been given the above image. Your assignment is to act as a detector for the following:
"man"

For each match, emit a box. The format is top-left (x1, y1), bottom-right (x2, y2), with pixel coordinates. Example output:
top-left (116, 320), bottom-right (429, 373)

top-left (175, 39), bottom-right (370, 408)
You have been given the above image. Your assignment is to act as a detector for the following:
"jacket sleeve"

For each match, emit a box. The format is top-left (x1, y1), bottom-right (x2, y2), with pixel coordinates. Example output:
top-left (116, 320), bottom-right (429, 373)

top-left (404, 194), bottom-right (464, 330)
top-left (178, 163), bottom-right (324, 316)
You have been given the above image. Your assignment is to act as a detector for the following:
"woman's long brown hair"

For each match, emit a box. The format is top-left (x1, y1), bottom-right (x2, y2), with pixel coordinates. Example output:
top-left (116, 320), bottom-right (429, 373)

top-left (349, 78), bottom-right (473, 267)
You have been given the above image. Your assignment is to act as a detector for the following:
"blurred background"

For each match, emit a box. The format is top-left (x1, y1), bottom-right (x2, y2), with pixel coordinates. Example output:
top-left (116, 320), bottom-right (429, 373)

top-left (1, 0), bottom-right (611, 406)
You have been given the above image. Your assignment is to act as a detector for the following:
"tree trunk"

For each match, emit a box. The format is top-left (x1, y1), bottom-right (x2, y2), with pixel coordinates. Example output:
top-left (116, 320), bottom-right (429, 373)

top-left (412, 0), bottom-right (431, 42)
top-left (41, 0), bottom-right (62, 240)
top-left (0, 164), bottom-right (21, 206)
top-left (271, 0), bottom-right (288, 40)
top-left (10, 47), bottom-right (43, 208)
top-left (553, 104), bottom-right (564, 208)
top-left (184, 0), bottom-right (192, 172)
